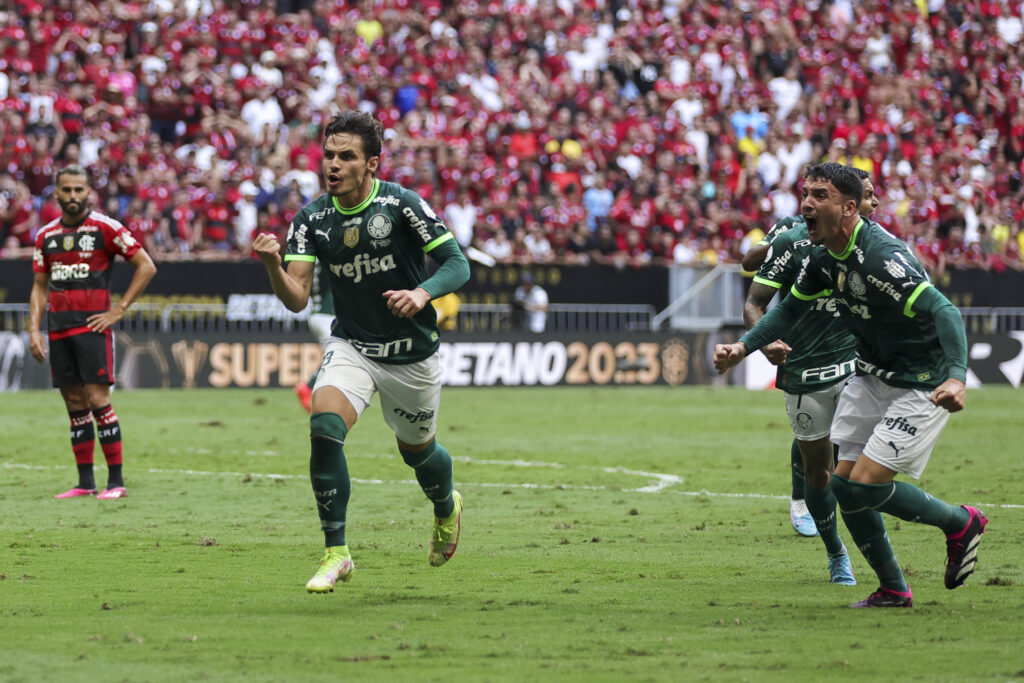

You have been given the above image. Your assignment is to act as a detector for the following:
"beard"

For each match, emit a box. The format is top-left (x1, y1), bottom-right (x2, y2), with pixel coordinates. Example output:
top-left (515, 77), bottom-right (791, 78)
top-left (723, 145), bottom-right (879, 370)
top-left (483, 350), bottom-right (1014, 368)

top-left (58, 198), bottom-right (88, 217)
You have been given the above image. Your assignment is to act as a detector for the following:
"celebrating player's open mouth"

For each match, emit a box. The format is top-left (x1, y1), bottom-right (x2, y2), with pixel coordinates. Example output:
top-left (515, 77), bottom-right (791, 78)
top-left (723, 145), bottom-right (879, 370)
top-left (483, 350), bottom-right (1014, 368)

top-left (803, 213), bottom-right (819, 240)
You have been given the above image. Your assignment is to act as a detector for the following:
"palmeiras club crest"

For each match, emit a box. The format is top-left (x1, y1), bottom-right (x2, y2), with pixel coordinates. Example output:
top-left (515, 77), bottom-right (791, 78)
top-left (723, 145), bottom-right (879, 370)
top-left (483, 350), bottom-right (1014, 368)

top-left (367, 214), bottom-right (392, 239)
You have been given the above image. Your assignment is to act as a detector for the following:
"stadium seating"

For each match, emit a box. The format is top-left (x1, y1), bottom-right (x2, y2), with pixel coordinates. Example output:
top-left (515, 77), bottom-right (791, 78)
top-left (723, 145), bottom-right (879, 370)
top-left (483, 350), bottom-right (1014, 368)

top-left (1, 0), bottom-right (1022, 277)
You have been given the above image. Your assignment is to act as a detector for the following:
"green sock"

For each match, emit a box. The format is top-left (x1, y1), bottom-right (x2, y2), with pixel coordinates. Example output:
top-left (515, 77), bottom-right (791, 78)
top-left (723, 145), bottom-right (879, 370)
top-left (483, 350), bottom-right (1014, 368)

top-left (306, 369), bottom-right (319, 391)
top-left (790, 439), bottom-right (804, 500)
top-left (831, 475), bottom-right (907, 592)
top-left (804, 481), bottom-right (844, 556)
top-left (400, 441), bottom-right (454, 517)
top-left (309, 413), bottom-right (350, 547)
top-left (850, 480), bottom-right (970, 535)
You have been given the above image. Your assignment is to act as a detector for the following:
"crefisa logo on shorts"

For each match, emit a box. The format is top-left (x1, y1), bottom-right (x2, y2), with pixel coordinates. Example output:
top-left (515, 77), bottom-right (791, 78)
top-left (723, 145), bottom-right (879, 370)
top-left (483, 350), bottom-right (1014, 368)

top-left (882, 415), bottom-right (917, 435)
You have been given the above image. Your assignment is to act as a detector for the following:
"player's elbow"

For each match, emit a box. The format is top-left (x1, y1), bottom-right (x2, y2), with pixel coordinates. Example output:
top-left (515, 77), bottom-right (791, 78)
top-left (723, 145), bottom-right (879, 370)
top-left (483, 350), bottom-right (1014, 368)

top-left (283, 298), bottom-right (308, 314)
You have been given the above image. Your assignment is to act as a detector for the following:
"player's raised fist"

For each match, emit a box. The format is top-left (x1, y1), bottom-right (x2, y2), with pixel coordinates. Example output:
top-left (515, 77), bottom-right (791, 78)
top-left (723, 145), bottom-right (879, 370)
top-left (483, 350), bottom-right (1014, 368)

top-left (252, 233), bottom-right (282, 267)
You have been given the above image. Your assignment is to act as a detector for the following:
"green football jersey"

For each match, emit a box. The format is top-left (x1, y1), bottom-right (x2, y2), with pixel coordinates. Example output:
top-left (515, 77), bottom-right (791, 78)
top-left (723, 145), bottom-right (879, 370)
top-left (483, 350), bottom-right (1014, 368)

top-left (310, 260), bottom-right (334, 316)
top-left (792, 218), bottom-right (956, 390)
top-left (753, 217), bottom-right (857, 393)
top-left (285, 179), bottom-right (457, 364)
top-left (757, 215), bottom-right (800, 246)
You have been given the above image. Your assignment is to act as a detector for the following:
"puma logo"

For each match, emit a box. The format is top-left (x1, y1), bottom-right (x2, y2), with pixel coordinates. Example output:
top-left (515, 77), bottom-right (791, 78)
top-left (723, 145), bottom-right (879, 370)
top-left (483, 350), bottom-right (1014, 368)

top-left (316, 228), bottom-right (331, 239)
top-left (887, 441), bottom-right (902, 457)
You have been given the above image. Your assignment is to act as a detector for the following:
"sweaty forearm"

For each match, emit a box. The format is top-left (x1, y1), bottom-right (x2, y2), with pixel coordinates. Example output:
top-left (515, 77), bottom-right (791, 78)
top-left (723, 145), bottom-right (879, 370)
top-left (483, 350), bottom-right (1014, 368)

top-left (739, 293), bottom-right (805, 353)
top-left (29, 283), bottom-right (47, 332)
top-left (267, 264), bottom-right (310, 312)
top-left (117, 257), bottom-right (157, 313)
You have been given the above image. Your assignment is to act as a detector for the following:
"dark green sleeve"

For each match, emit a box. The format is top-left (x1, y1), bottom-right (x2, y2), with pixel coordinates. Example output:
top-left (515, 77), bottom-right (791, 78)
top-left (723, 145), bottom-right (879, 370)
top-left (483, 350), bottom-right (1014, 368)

top-left (419, 238), bottom-right (470, 299)
top-left (739, 291), bottom-right (811, 353)
top-left (913, 285), bottom-right (968, 382)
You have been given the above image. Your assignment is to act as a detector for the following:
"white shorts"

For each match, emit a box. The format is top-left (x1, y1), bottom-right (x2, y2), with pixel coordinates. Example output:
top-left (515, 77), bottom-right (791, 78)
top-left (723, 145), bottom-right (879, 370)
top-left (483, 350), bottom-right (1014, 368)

top-left (830, 374), bottom-right (950, 479)
top-left (314, 338), bottom-right (441, 445)
top-left (307, 313), bottom-right (334, 347)
top-left (784, 379), bottom-right (848, 441)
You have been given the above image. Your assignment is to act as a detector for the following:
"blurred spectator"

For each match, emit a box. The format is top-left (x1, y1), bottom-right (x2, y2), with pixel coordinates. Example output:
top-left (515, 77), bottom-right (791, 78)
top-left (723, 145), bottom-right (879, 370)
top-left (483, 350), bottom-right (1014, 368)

top-left (582, 172), bottom-right (614, 232)
top-left (512, 272), bottom-right (548, 333)
top-left (0, 0), bottom-right (1020, 271)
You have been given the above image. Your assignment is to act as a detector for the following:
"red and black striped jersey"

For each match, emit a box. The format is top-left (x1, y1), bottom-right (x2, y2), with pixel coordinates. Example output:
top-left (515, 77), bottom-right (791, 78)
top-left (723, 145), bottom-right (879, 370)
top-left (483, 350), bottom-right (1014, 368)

top-left (32, 210), bottom-right (141, 336)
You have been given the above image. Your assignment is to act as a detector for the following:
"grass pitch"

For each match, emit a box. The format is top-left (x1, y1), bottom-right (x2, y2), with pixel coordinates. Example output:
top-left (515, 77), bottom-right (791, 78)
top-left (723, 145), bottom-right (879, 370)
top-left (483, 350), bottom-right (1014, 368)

top-left (1, 386), bottom-right (1022, 682)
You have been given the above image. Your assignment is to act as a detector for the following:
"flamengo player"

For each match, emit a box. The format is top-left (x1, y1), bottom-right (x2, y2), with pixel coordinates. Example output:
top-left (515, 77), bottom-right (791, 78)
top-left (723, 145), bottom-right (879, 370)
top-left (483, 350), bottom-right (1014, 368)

top-left (29, 165), bottom-right (157, 500)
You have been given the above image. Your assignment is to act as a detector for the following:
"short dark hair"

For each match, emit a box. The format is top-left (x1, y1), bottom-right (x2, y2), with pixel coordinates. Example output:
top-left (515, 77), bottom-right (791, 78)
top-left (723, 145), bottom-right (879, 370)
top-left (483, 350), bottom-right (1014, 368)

top-left (804, 162), bottom-right (863, 206)
top-left (323, 111), bottom-right (384, 160)
top-left (850, 167), bottom-right (870, 181)
top-left (55, 164), bottom-right (88, 184)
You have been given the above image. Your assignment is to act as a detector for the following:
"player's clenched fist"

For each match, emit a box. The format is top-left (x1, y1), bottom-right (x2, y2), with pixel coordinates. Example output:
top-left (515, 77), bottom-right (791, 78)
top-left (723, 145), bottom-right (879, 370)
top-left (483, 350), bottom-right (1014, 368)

top-left (929, 377), bottom-right (966, 413)
top-left (713, 342), bottom-right (748, 374)
top-left (252, 233), bottom-right (282, 267)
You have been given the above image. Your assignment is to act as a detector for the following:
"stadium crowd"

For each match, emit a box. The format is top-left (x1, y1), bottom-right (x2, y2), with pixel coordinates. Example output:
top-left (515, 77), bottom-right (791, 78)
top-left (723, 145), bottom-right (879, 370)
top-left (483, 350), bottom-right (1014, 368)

top-left (1, 0), bottom-right (1023, 278)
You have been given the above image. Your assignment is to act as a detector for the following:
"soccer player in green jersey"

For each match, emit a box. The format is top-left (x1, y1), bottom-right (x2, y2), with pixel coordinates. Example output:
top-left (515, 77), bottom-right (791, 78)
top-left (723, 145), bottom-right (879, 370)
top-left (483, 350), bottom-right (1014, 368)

top-left (742, 169), bottom-right (877, 585)
top-left (253, 111), bottom-right (471, 593)
top-left (293, 261), bottom-right (333, 413)
top-left (716, 163), bottom-right (987, 608)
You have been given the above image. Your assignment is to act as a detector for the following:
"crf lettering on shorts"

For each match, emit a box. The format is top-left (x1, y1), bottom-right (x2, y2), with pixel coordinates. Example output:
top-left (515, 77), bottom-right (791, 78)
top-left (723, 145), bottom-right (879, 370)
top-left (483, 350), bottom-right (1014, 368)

top-left (393, 408), bottom-right (435, 423)
top-left (330, 253), bottom-right (396, 283)
top-left (50, 263), bottom-right (90, 280)
top-left (800, 358), bottom-right (856, 383)
top-left (350, 337), bottom-right (413, 359)
top-left (882, 415), bottom-right (918, 435)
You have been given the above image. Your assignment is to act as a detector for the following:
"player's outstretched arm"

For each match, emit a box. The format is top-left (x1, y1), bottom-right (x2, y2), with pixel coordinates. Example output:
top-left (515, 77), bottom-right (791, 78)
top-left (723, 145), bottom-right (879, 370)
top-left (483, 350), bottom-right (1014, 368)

top-left (253, 233), bottom-right (313, 312)
top-left (713, 342), bottom-right (748, 374)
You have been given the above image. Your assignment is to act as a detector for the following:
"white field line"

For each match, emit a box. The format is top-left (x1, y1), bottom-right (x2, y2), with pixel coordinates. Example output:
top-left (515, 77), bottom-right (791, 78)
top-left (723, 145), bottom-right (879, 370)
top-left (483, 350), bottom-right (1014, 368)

top-left (4, 459), bottom-right (1023, 510)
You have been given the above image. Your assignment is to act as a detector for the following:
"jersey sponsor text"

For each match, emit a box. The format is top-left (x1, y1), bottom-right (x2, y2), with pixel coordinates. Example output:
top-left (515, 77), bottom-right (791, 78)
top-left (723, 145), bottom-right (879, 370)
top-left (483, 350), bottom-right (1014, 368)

top-left (330, 253), bottom-right (396, 283)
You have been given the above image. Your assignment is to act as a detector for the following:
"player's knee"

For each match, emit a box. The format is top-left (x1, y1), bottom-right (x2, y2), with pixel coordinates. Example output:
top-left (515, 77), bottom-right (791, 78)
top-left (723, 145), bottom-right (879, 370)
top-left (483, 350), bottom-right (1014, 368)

top-left (310, 412), bottom-right (347, 443)
top-left (846, 479), bottom-right (895, 510)
top-left (400, 439), bottom-right (436, 468)
top-left (829, 474), bottom-right (861, 512)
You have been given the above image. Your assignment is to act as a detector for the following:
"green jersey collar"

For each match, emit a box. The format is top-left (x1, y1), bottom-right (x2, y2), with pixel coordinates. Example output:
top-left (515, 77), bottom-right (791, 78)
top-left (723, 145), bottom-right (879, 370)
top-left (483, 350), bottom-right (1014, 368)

top-left (332, 178), bottom-right (379, 214)
top-left (828, 217), bottom-right (863, 260)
